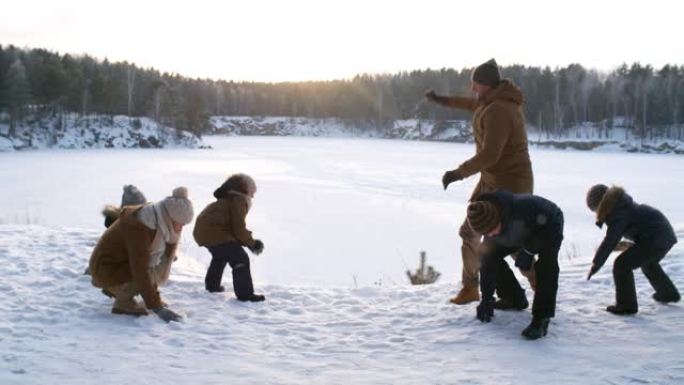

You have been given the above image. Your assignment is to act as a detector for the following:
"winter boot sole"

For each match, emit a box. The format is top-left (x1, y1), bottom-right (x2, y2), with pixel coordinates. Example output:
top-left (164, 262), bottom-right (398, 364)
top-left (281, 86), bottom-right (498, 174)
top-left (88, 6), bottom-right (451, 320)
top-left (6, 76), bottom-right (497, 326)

top-left (112, 307), bottom-right (149, 316)
top-left (207, 286), bottom-right (226, 293)
top-left (494, 298), bottom-right (529, 311)
top-left (521, 318), bottom-right (549, 340)
top-left (237, 294), bottom-right (266, 302)
top-left (652, 293), bottom-right (681, 303)
top-left (606, 305), bottom-right (638, 315)
top-left (449, 287), bottom-right (480, 305)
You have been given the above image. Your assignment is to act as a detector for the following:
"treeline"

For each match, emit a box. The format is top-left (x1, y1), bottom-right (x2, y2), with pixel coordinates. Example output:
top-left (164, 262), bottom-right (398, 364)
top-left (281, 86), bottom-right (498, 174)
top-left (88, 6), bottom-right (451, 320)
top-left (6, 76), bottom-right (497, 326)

top-left (1, 44), bottom-right (683, 139)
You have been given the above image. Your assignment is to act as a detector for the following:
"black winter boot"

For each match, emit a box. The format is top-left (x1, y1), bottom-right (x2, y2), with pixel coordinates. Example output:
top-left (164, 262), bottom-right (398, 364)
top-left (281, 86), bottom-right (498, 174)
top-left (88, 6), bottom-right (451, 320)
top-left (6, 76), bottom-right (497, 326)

top-left (652, 291), bottom-right (681, 303)
top-left (237, 294), bottom-right (266, 302)
top-left (606, 304), bottom-right (638, 315)
top-left (521, 317), bottom-right (550, 340)
top-left (207, 285), bottom-right (226, 293)
top-left (494, 296), bottom-right (529, 311)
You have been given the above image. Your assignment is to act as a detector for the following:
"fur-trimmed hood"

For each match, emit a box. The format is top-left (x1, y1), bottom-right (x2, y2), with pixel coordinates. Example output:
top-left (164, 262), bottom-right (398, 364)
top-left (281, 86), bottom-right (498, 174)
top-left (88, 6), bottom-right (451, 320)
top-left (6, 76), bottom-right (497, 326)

top-left (102, 205), bottom-right (123, 220)
top-left (102, 205), bottom-right (124, 228)
top-left (596, 186), bottom-right (631, 225)
top-left (591, 185), bottom-right (676, 268)
top-left (213, 174), bottom-right (256, 199)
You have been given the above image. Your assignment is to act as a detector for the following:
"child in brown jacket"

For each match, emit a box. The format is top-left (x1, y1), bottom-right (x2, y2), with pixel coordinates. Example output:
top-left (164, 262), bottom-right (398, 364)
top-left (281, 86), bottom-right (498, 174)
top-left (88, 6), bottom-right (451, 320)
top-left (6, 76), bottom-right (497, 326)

top-left (193, 174), bottom-right (265, 301)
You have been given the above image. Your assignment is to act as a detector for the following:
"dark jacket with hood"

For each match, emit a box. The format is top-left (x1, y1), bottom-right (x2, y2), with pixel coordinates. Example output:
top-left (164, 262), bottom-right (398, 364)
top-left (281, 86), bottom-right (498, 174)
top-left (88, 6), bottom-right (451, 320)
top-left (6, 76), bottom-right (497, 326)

top-left (477, 190), bottom-right (564, 302)
top-left (478, 190), bottom-right (564, 265)
top-left (592, 187), bottom-right (677, 270)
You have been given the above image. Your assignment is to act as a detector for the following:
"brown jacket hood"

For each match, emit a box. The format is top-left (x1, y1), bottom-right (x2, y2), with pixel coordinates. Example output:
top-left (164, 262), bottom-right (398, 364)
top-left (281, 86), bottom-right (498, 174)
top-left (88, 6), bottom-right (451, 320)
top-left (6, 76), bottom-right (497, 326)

top-left (102, 205), bottom-right (123, 221)
top-left (480, 79), bottom-right (524, 106)
top-left (596, 186), bottom-right (626, 224)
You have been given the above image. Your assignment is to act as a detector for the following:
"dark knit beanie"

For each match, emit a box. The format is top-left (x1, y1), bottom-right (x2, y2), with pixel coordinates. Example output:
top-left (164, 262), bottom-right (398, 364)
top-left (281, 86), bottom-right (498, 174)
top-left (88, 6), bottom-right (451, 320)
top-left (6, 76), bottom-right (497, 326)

top-left (586, 184), bottom-right (608, 212)
top-left (467, 201), bottom-right (501, 234)
top-left (121, 184), bottom-right (147, 206)
top-left (471, 59), bottom-right (501, 87)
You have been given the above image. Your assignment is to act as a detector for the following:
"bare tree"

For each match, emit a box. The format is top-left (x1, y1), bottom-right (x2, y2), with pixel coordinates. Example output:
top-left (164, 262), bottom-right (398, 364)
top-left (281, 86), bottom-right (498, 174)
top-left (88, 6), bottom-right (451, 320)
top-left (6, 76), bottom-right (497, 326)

top-left (126, 65), bottom-right (135, 117)
top-left (151, 79), bottom-right (168, 123)
top-left (554, 76), bottom-right (562, 138)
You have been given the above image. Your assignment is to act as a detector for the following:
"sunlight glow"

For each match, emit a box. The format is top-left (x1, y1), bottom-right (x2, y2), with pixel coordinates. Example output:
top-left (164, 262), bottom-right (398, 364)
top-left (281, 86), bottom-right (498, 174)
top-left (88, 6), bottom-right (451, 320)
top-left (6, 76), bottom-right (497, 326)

top-left (1, 0), bottom-right (682, 82)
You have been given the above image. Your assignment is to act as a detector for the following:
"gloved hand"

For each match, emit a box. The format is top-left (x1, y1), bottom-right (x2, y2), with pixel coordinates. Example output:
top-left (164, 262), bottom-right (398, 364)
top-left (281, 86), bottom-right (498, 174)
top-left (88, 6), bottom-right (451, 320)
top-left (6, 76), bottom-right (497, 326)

top-left (586, 263), bottom-right (600, 280)
top-left (250, 239), bottom-right (264, 255)
top-left (476, 298), bottom-right (495, 323)
top-left (152, 306), bottom-right (183, 323)
top-left (425, 90), bottom-right (438, 102)
top-left (514, 249), bottom-right (535, 271)
top-left (442, 170), bottom-right (463, 190)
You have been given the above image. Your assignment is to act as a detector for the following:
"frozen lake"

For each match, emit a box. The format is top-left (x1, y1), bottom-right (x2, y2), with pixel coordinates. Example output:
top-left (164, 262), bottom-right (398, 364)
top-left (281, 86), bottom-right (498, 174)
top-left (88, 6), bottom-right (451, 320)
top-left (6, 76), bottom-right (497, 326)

top-left (1, 136), bottom-right (683, 287)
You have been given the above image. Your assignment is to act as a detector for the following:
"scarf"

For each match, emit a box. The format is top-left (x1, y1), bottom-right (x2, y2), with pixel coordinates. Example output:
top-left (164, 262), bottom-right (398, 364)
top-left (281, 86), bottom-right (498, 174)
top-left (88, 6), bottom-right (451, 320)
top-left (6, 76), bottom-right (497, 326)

top-left (136, 202), bottom-right (180, 267)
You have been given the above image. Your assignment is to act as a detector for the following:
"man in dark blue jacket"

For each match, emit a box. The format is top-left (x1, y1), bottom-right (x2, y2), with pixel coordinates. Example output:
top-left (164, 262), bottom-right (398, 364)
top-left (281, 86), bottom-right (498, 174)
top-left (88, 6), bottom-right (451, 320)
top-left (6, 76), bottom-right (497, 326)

top-left (467, 190), bottom-right (564, 340)
top-left (586, 184), bottom-right (680, 315)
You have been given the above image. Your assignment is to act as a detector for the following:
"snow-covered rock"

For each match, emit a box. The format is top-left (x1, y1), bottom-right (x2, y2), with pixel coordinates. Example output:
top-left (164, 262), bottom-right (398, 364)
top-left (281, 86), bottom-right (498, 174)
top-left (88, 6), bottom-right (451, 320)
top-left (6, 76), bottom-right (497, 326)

top-left (0, 136), bottom-right (13, 152)
top-left (0, 114), bottom-right (203, 151)
top-left (210, 116), bottom-right (684, 154)
top-left (209, 116), bottom-right (473, 142)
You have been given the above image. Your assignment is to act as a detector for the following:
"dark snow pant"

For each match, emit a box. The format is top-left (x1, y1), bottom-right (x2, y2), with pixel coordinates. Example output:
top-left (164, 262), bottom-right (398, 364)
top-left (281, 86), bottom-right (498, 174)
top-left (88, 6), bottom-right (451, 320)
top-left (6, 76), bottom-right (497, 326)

top-left (481, 228), bottom-right (562, 320)
top-left (613, 242), bottom-right (679, 310)
top-left (205, 243), bottom-right (254, 299)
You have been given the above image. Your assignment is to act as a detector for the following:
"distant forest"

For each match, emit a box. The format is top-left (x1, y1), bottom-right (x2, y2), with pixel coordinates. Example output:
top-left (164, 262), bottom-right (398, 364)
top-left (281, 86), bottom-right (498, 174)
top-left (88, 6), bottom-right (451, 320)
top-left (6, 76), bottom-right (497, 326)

top-left (1, 44), bottom-right (683, 139)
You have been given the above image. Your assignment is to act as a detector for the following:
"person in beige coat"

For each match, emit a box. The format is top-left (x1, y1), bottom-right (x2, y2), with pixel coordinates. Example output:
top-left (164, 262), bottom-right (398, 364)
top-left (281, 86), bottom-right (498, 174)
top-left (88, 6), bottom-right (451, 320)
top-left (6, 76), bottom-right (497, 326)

top-left (89, 187), bottom-right (194, 322)
top-left (426, 59), bottom-right (534, 304)
top-left (194, 174), bottom-right (265, 302)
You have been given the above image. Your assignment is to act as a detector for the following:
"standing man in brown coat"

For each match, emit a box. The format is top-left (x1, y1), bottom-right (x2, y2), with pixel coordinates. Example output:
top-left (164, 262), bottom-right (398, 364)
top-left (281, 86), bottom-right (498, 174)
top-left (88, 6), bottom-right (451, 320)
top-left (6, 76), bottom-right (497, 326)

top-left (426, 59), bottom-right (534, 305)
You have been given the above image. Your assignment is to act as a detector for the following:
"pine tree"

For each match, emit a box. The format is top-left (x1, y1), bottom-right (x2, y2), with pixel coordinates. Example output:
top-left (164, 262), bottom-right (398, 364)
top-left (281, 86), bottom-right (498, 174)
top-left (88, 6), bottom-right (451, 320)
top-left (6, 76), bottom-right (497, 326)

top-left (0, 45), bottom-right (9, 114)
top-left (6, 59), bottom-right (32, 136)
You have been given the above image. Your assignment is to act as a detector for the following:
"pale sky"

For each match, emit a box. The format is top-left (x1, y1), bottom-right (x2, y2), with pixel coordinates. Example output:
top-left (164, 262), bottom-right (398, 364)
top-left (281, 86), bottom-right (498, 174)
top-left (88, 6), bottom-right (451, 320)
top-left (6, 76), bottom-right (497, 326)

top-left (1, 0), bottom-right (682, 82)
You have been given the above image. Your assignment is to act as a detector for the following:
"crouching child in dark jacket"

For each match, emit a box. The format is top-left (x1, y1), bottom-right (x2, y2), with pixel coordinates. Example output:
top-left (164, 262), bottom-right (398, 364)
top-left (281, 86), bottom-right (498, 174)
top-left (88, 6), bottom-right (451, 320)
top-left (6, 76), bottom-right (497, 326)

top-left (468, 189), bottom-right (564, 340)
top-left (586, 184), bottom-right (680, 315)
top-left (193, 174), bottom-right (265, 302)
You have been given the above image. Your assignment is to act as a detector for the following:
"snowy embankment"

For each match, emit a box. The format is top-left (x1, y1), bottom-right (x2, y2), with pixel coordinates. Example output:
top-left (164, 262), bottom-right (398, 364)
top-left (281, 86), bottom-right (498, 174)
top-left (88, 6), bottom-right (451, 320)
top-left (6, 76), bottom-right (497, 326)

top-left (1, 224), bottom-right (683, 385)
top-left (0, 114), bottom-right (202, 151)
top-left (210, 116), bottom-right (684, 154)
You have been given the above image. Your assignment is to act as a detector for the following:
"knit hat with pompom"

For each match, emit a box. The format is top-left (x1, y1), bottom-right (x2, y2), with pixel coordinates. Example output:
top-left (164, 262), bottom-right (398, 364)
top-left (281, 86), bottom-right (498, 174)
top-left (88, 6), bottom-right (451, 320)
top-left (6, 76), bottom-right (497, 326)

top-left (162, 186), bottom-right (194, 224)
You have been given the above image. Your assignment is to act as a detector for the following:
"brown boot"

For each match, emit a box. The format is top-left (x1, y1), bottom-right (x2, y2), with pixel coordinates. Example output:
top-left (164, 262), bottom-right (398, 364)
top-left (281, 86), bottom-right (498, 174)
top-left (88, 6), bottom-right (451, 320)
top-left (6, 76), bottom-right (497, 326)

top-left (449, 286), bottom-right (480, 305)
top-left (108, 283), bottom-right (148, 316)
top-left (112, 297), bottom-right (149, 316)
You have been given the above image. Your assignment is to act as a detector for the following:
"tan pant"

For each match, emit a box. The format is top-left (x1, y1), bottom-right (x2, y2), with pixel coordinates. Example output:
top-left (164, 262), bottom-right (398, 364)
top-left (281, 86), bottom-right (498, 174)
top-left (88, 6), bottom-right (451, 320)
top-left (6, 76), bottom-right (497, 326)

top-left (108, 281), bottom-right (139, 299)
top-left (459, 216), bottom-right (483, 289)
top-left (106, 255), bottom-right (174, 299)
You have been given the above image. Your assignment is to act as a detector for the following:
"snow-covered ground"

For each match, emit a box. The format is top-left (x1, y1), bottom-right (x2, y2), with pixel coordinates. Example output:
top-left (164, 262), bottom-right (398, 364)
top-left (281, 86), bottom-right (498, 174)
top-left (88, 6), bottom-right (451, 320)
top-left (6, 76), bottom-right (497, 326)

top-left (1, 136), bottom-right (683, 384)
